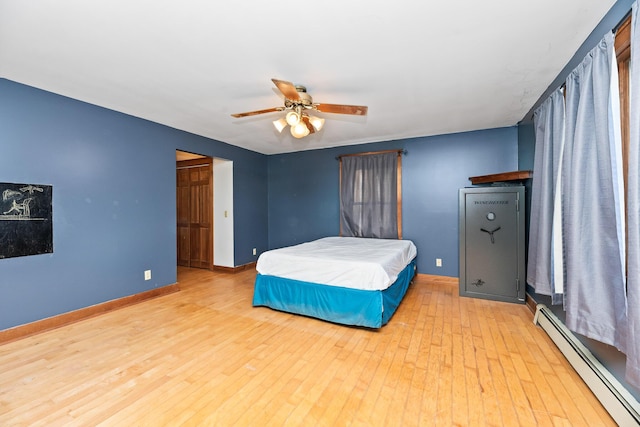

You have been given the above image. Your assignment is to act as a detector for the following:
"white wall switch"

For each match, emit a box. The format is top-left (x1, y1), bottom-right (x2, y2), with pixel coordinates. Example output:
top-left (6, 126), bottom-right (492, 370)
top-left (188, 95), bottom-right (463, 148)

top-left (436, 258), bottom-right (442, 267)
top-left (144, 270), bottom-right (152, 280)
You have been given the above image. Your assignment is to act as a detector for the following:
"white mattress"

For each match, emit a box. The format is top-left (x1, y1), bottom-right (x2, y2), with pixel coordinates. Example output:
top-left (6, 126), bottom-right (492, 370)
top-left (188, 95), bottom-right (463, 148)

top-left (256, 236), bottom-right (417, 291)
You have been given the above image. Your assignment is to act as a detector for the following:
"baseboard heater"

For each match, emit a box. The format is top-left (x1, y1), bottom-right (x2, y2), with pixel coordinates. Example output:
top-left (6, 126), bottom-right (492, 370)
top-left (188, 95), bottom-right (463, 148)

top-left (533, 304), bottom-right (640, 426)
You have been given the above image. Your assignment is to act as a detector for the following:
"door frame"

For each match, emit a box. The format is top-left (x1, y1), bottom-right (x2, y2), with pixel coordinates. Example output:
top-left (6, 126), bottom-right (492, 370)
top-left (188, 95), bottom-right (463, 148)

top-left (176, 155), bottom-right (214, 270)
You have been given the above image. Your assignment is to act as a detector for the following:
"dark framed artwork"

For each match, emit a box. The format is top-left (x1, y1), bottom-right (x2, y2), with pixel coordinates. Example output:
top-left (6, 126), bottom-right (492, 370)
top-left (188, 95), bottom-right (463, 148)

top-left (0, 182), bottom-right (53, 259)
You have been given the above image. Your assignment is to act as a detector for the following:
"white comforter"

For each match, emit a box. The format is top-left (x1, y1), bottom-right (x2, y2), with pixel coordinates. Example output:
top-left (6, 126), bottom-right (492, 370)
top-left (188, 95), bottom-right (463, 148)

top-left (256, 236), bottom-right (417, 291)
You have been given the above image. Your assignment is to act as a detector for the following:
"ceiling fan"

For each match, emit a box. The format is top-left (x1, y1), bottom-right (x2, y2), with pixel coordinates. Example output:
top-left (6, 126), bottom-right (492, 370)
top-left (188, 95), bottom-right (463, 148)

top-left (231, 78), bottom-right (368, 138)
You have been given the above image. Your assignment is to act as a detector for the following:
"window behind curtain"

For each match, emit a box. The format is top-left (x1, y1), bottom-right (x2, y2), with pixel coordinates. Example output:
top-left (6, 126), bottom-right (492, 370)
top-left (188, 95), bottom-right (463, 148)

top-left (339, 151), bottom-right (402, 239)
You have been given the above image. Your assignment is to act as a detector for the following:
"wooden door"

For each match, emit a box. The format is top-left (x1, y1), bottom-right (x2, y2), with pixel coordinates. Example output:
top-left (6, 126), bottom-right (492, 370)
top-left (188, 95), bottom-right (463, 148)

top-left (176, 168), bottom-right (191, 267)
top-left (176, 159), bottom-right (213, 269)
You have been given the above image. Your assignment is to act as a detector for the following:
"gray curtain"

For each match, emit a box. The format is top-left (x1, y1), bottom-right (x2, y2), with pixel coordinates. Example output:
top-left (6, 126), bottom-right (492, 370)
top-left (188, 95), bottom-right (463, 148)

top-left (625, 1), bottom-right (640, 388)
top-left (340, 152), bottom-right (398, 239)
top-left (562, 32), bottom-right (627, 348)
top-left (527, 88), bottom-right (565, 304)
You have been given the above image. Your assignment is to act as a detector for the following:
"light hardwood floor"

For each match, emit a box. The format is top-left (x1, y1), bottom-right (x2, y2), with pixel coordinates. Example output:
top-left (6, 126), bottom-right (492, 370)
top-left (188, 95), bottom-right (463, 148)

top-left (0, 268), bottom-right (615, 426)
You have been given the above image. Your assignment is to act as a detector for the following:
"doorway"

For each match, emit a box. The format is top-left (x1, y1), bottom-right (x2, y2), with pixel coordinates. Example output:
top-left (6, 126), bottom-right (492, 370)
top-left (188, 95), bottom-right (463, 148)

top-left (176, 150), bottom-right (234, 270)
top-left (176, 153), bottom-right (213, 269)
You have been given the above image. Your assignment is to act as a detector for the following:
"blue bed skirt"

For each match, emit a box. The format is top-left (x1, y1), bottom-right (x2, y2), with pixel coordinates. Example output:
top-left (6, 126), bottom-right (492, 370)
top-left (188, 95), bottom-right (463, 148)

top-left (252, 259), bottom-right (416, 328)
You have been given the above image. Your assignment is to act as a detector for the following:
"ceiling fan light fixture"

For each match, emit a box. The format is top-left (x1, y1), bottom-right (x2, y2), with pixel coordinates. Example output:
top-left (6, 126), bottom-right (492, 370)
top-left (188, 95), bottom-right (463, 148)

top-left (285, 110), bottom-right (301, 126)
top-left (291, 121), bottom-right (310, 138)
top-left (231, 78), bottom-right (368, 141)
top-left (273, 117), bottom-right (287, 133)
top-left (308, 115), bottom-right (325, 132)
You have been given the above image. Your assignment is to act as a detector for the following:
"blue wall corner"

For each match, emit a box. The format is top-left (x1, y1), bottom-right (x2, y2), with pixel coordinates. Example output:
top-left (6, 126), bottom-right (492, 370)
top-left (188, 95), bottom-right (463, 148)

top-left (0, 78), bottom-right (268, 330)
top-left (0, 76), bottom-right (517, 329)
top-left (267, 127), bottom-right (519, 277)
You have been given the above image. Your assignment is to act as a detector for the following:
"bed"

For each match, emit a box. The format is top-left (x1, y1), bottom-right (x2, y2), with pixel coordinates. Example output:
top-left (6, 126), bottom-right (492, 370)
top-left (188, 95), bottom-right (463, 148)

top-left (252, 236), bottom-right (417, 328)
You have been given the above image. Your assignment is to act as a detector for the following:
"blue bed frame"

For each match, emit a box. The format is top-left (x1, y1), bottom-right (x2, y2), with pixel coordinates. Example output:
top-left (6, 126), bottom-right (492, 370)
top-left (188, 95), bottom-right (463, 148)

top-left (252, 259), bottom-right (416, 328)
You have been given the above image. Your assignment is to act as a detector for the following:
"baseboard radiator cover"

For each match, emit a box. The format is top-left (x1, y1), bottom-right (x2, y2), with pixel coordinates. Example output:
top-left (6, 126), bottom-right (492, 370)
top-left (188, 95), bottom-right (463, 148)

top-left (533, 304), bottom-right (640, 426)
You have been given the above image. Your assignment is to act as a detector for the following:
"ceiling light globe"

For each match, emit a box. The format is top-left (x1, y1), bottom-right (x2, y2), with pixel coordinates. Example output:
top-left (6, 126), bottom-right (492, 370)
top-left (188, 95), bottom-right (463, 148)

top-left (273, 118), bottom-right (287, 133)
top-left (285, 111), bottom-right (301, 126)
top-left (291, 122), bottom-right (310, 138)
top-left (308, 116), bottom-right (325, 132)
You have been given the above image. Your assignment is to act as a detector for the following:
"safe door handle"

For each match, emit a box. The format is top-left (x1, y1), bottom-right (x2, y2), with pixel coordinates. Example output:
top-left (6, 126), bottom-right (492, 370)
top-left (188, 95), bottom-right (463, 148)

top-left (480, 226), bottom-right (501, 244)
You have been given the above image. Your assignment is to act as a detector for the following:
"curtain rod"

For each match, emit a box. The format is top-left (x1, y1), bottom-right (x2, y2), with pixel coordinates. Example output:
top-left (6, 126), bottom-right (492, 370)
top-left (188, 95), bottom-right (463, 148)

top-left (336, 149), bottom-right (407, 161)
top-left (614, 10), bottom-right (631, 33)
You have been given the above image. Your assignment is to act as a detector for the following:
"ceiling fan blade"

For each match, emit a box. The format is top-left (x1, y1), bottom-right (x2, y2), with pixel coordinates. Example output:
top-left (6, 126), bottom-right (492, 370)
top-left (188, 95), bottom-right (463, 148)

top-left (272, 78), bottom-right (300, 101)
top-left (231, 107), bottom-right (282, 118)
top-left (302, 116), bottom-right (316, 134)
top-left (315, 103), bottom-right (368, 116)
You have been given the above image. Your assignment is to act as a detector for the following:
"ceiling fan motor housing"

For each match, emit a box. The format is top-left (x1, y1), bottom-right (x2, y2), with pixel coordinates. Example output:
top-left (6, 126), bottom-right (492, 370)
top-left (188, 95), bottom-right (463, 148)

top-left (293, 85), bottom-right (313, 108)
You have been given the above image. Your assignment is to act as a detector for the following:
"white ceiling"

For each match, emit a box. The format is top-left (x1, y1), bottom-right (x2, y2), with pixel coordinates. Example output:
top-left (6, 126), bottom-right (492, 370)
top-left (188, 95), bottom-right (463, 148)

top-left (0, 0), bottom-right (617, 155)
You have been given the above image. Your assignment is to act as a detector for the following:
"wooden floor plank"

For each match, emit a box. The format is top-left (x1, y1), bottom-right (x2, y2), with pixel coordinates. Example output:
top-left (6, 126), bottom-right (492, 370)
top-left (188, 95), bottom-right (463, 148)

top-left (0, 268), bottom-right (616, 426)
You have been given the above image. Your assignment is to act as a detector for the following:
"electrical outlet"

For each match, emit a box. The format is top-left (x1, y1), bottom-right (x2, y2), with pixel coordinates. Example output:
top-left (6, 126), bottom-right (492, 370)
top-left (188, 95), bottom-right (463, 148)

top-left (144, 270), bottom-right (152, 280)
top-left (252, 248), bottom-right (256, 256)
top-left (436, 258), bottom-right (442, 267)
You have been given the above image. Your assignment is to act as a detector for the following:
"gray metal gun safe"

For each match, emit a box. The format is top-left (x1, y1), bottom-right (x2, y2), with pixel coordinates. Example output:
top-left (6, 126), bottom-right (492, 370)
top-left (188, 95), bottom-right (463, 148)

top-left (459, 186), bottom-right (525, 304)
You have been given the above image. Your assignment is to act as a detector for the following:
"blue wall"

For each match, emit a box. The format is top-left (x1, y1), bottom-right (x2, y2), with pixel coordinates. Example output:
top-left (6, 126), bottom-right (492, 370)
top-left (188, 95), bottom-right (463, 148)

top-left (0, 79), bottom-right (517, 330)
top-left (0, 79), bottom-right (268, 330)
top-left (268, 127), bottom-right (518, 277)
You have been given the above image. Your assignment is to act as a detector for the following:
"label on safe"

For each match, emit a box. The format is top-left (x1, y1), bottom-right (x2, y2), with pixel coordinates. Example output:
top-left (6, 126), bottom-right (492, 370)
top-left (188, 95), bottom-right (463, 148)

top-left (474, 200), bottom-right (509, 205)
